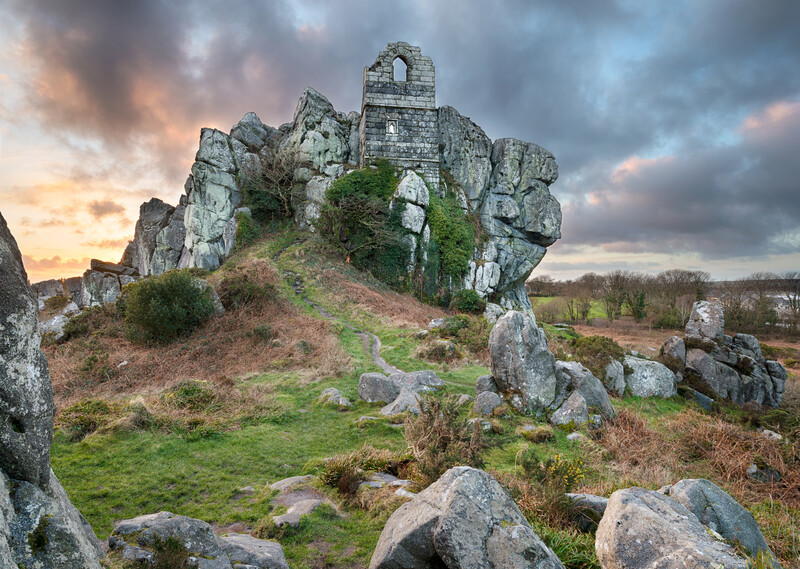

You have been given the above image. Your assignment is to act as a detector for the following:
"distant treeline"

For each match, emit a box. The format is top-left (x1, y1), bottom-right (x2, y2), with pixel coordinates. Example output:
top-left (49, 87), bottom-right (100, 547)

top-left (526, 269), bottom-right (800, 336)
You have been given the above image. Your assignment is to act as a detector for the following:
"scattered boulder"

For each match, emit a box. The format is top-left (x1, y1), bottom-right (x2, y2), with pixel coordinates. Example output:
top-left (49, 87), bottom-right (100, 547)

top-left (381, 387), bottom-right (422, 416)
top-left (667, 479), bottom-right (778, 566)
top-left (596, 487), bottom-right (747, 568)
top-left (566, 493), bottom-right (608, 532)
top-left (473, 391), bottom-right (503, 417)
top-left (623, 356), bottom-right (677, 398)
top-left (475, 374), bottom-right (499, 395)
top-left (554, 360), bottom-right (617, 419)
top-left (110, 511), bottom-right (289, 569)
top-left (317, 388), bottom-right (351, 408)
top-left (369, 467), bottom-right (565, 569)
top-left (550, 392), bottom-right (589, 427)
top-left (38, 314), bottom-right (70, 342)
top-left (269, 475), bottom-right (313, 493)
top-left (602, 359), bottom-right (626, 397)
top-left (273, 499), bottom-right (324, 529)
top-left (359, 370), bottom-right (444, 404)
top-left (662, 336), bottom-right (686, 363)
top-left (489, 311), bottom-right (558, 413)
top-left (1, 213), bottom-right (55, 486)
top-left (220, 533), bottom-right (290, 569)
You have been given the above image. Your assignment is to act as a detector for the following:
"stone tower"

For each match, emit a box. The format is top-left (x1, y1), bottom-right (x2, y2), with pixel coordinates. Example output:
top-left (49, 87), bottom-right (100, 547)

top-left (359, 42), bottom-right (439, 187)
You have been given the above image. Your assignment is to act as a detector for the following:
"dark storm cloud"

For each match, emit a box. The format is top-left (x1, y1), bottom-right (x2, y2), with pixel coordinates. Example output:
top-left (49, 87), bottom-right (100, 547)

top-left (87, 199), bottom-right (125, 218)
top-left (561, 101), bottom-right (800, 258)
top-left (9, 0), bottom-right (800, 263)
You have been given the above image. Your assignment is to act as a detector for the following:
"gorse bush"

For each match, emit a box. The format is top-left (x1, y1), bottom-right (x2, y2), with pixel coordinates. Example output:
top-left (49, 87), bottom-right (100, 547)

top-left (568, 335), bottom-right (625, 379)
top-left (404, 394), bottom-right (485, 488)
top-left (122, 271), bottom-right (215, 344)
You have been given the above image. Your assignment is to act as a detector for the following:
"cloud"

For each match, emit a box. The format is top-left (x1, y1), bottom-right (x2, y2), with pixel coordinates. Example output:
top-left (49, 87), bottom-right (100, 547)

top-left (5, 0), bottom-right (800, 277)
top-left (87, 199), bottom-right (125, 218)
top-left (22, 254), bottom-right (90, 271)
top-left (82, 238), bottom-right (130, 249)
top-left (559, 98), bottom-right (800, 259)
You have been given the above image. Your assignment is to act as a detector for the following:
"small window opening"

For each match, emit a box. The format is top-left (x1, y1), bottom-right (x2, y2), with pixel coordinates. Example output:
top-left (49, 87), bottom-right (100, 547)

top-left (387, 119), bottom-right (398, 135)
top-left (392, 57), bottom-right (407, 82)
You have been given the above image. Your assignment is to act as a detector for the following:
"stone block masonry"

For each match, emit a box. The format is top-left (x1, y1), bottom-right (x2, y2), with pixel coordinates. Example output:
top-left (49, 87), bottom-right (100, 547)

top-left (360, 42), bottom-right (440, 187)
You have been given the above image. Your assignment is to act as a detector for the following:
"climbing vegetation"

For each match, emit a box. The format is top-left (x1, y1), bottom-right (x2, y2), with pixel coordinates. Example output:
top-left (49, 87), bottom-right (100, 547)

top-left (317, 159), bottom-right (408, 284)
top-left (427, 190), bottom-right (474, 281)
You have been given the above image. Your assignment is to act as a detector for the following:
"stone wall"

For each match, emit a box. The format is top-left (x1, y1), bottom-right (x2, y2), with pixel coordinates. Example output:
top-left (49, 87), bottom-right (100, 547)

top-left (360, 42), bottom-right (439, 187)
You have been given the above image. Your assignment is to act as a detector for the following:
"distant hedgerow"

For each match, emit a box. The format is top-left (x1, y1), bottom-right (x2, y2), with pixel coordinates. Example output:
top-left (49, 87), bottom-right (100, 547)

top-left (122, 271), bottom-right (215, 344)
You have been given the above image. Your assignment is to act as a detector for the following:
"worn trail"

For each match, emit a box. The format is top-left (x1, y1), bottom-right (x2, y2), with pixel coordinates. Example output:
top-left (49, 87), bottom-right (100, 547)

top-left (272, 241), bottom-right (402, 375)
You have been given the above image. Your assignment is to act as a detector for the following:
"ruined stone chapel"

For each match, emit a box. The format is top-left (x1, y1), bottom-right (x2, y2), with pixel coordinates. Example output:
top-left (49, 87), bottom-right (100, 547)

top-left (359, 42), bottom-right (440, 187)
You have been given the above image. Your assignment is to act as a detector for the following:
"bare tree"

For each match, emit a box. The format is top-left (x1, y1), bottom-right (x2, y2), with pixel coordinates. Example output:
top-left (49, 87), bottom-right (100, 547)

top-left (776, 271), bottom-right (800, 332)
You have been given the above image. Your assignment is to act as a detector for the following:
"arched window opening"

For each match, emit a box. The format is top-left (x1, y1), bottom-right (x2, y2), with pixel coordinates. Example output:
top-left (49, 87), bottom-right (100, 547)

top-left (392, 57), bottom-right (407, 82)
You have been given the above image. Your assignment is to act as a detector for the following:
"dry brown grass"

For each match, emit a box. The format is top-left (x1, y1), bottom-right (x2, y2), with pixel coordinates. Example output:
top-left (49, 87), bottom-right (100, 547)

top-left (317, 268), bottom-right (446, 329)
top-left (596, 408), bottom-right (799, 505)
top-left (46, 280), bottom-right (351, 409)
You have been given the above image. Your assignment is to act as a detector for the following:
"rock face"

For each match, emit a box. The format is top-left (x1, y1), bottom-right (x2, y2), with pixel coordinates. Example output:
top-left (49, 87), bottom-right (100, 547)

top-left (667, 479), bottom-right (778, 565)
top-left (0, 212), bottom-right (103, 569)
top-left (0, 212), bottom-right (54, 487)
top-left (369, 467), bottom-right (565, 569)
top-left (489, 311), bottom-right (557, 413)
top-left (596, 487), bottom-right (747, 569)
top-left (663, 301), bottom-right (786, 407)
top-left (99, 45), bottom-right (561, 311)
top-left (623, 356), bottom-right (677, 398)
top-left (109, 511), bottom-right (289, 569)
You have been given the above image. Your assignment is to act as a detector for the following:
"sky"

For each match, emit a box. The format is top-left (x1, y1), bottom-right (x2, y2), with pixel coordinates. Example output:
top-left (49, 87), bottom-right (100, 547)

top-left (1, 0), bottom-right (799, 284)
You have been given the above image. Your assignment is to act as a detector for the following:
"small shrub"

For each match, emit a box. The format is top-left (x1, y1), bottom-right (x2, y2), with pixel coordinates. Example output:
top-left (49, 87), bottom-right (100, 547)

top-left (43, 294), bottom-right (70, 312)
top-left (518, 425), bottom-right (555, 443)
top-left (61, 306), bottom-right (111, 341)
top-left (217, 267), bottom-right (274, 310)
top-left (248, 324), bottom-right (274, 343)
top-left (78, 351), bottom-right (115, 383)
top-left (437, 315), bottom-right (470, 336)
top-left (150, 534), bottom-right (189, 569)
top-left (319, 445), bottom-right (411, 486)
top-left (418, 339), bottom-right (461, 363)
top-left (684, 335), bottom-right (717, 353)
top-left (784, 358), bottom-right (797, 368)
top-left (450, 289), bottom-right (486, 314)
top-left (233, 211), bottom-right (262, 251)
top-left (295, 339), bottom-right (313, 354)
top-left (162, 380), bottom-right (217, 411)
top-left (569, 336), bottom-right (625, 379)
top-left (123, 271), bottom-right (215, 344)
top-left (518, 447), bottom-right (585, 492)
top-left (59, 399), bottom-right (115, 441)
top-left (404, 393), bottom-right (485, 488)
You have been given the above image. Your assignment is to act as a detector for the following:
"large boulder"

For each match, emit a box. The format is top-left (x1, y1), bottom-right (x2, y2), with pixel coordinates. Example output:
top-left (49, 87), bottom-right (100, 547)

top-left (181, 128), bottom-right (244, 271)
top-left (0, 211), bottom-right (103, 568)
top-left (623, 356), bottom-right (677, 398)
top-left (489, 311), bottom-right (558, 413)
top-left (0, 212), bottom-right (54, 487)
top-left (281, 87), bottom-right (356, 174)
top-left (596, 487), bottom-right (747, 569)
top-left (358, 370), bottom-right (444, 404)
top-left (130, 197), bottom-right (175, 276)
top-left (550, 392), bottom-right (589, 427)
top-left (369, 467), bottom-right (565, 569)
top-left (150, 195), bottom-right (188, 275)
top-left (667, 479), bottom-right (778, 566)
top-left (110, 511), bottom-right (288, 569)
top-left (685, 301), bottom-right (725, 341)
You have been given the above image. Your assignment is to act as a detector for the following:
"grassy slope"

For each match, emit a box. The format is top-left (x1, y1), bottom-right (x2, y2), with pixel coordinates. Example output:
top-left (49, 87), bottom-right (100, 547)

top-left (48, 228), bottom-right (799, 568)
